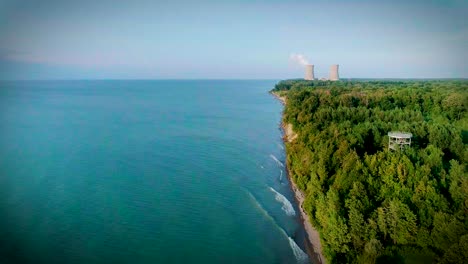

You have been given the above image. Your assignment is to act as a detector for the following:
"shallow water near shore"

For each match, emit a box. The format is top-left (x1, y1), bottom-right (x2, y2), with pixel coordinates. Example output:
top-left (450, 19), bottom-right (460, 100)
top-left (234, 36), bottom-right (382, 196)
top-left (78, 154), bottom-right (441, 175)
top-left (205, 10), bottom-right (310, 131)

top-left (0, 80), bottom-right (309, 264)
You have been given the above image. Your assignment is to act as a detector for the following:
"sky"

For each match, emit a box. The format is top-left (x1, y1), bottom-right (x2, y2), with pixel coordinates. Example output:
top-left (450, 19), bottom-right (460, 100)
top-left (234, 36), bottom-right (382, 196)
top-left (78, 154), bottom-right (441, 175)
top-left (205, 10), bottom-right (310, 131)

top-left (0, 0), bottom-right (467, 79)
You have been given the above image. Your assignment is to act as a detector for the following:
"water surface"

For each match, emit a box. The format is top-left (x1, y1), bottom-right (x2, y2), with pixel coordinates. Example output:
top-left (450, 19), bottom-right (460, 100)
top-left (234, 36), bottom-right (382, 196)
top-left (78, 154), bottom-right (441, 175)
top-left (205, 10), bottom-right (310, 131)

top-left (0, 80), bottom-right (308, 263)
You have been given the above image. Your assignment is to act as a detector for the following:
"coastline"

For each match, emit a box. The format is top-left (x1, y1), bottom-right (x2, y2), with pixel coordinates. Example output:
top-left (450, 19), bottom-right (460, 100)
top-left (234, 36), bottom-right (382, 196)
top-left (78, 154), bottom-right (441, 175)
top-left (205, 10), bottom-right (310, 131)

top-left (271, 91), bottom-right (326, 264)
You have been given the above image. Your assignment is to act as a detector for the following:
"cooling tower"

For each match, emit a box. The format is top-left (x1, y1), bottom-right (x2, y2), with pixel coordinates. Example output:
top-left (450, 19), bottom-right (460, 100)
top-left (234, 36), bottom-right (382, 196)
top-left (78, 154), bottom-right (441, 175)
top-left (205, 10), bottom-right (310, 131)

top-left (329, 64), bottom-right (339, 81)
top-left (304, 64), bottom-right (314, 80)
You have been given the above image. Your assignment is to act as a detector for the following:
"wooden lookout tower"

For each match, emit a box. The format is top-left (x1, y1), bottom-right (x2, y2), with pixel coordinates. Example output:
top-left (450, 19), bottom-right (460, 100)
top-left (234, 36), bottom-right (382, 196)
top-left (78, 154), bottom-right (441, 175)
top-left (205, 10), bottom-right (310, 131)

top-left (388, 131), bottom-right (412, 150)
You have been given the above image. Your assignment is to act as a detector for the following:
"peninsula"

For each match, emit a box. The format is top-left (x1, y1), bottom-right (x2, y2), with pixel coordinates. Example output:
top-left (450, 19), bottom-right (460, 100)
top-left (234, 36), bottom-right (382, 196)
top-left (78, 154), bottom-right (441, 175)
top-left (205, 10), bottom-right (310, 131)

top-left (272, 79), bottom-right (468, 264)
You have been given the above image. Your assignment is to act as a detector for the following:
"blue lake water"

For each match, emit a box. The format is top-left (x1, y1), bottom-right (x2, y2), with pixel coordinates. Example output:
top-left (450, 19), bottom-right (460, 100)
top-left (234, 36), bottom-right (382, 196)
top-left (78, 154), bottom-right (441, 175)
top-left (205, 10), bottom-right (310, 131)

top-left (0, 80), bottom-right (309, 263)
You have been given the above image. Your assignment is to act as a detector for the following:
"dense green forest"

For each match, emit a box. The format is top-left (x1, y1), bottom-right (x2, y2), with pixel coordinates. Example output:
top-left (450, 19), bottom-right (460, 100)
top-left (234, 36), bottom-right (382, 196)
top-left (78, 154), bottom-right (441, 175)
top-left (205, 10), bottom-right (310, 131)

top-left (272, 80), bottom-right (468, 263)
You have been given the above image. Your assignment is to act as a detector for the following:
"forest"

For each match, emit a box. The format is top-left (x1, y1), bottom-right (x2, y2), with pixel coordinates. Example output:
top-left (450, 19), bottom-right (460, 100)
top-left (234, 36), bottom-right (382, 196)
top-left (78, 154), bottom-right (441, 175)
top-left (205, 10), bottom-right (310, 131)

top-left (272, 80), bottom-right (468, 263)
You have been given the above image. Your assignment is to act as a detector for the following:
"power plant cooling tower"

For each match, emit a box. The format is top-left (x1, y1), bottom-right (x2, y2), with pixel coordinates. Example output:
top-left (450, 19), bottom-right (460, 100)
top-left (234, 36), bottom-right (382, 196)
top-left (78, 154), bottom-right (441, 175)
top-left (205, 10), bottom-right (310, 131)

top-left (329, 64), bottom-right (339, 81)
top-left (304, 64), bottom-right (314, 80)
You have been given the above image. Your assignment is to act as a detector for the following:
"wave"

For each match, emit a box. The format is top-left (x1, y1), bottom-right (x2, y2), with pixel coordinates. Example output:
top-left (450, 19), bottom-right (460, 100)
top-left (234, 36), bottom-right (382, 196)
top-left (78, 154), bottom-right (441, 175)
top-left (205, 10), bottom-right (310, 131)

top-left (270, 154), bottom-right (284, 167)
top-left (277, 142), bottom-right (285, 150)
top-left (246, 190), bottom-right (309, 264)
top-left (288, 237), bottom-right (309, 263)
top-left (275, 227), bottom-right (309, 263)
top-left (269, 187), bottom-right (296, 216)
top-left (279, 170), bottom-right (283, 181)
top-left (245, 190), bottom-right (280, 230)
top-left (245, 189), bottom-right (308, 263)
top-left (277, 227), bottom-right (309, 263)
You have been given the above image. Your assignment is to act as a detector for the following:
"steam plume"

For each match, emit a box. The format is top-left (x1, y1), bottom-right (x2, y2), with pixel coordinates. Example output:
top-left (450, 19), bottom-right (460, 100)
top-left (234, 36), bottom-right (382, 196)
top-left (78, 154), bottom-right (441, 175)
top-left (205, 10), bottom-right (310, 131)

top-left (289, 53), bottom-right (309, 66)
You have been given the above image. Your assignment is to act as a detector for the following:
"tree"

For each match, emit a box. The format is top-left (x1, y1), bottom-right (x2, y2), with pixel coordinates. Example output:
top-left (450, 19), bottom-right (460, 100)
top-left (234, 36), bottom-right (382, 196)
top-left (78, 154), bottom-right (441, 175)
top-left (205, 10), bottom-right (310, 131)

top-left (377, 200), bottom-right (417, 245)
top-left (273, 79), bottom-right (468, 263)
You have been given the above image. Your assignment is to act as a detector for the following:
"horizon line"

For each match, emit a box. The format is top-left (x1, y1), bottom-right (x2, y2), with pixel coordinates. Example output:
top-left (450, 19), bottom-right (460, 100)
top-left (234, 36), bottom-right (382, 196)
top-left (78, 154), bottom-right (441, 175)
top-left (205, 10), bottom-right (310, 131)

top-left (1, 77), bottom-right (467, 81)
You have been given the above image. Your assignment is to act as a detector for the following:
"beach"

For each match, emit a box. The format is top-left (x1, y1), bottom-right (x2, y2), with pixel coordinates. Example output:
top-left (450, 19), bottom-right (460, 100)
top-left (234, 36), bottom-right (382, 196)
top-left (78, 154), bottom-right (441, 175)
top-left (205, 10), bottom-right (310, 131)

top-left (272, 92), bottom-right (326, 264)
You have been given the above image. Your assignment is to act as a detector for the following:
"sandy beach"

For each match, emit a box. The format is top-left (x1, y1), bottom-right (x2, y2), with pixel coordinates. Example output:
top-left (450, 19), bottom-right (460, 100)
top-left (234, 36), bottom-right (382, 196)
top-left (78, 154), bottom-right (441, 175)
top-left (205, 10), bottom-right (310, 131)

top-left (272, 92), bottom-right (326, 264)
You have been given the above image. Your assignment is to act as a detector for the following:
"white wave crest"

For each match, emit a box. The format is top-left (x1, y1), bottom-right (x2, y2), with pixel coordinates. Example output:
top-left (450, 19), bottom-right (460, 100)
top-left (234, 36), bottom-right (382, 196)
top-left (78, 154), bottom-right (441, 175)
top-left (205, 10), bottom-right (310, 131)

top-left (277, 226), bottom-right (309, 263)
top-left (277, 142), bottom-right (285, 150)
top-left (269, 187), bottom-right (296, 216)
top-left (246, 189), bottom-right (308, 263)
top-left (246, 190), bottom-right (278, 227)
top-left (270, 154), bottom-right (284, 167)
top-left (288, 237), bottom-right (309, 263)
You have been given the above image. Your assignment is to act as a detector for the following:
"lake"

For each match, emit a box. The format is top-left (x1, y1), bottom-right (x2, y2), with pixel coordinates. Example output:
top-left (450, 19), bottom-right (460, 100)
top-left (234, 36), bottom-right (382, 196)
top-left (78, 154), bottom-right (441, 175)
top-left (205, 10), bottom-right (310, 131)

top-left (0, 80), bottom-right (309, 264)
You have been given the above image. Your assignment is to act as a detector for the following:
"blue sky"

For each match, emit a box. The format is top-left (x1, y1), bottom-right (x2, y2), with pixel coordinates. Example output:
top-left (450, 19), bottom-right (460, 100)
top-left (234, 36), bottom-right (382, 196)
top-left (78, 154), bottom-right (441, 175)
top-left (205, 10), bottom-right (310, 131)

top-left (0, 0), bottom-right (466, 79)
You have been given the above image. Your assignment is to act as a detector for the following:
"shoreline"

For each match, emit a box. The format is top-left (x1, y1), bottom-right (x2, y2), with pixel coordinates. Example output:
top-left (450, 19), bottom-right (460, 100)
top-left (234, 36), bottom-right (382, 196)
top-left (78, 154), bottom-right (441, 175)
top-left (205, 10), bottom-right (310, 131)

top-left (271, 91), bottom-right (326, 264)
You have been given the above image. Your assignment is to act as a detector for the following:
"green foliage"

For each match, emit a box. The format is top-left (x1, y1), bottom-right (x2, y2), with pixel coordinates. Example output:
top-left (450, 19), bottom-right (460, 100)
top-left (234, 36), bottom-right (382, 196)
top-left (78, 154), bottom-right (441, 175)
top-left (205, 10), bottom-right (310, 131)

top-left (274, 79), bottom-right (468, 263)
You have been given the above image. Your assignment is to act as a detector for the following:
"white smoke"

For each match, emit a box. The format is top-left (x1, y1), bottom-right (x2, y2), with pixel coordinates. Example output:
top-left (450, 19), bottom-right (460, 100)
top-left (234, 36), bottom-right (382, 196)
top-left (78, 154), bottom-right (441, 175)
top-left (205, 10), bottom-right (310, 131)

top-left (289, 53), bottom-right (310, 66)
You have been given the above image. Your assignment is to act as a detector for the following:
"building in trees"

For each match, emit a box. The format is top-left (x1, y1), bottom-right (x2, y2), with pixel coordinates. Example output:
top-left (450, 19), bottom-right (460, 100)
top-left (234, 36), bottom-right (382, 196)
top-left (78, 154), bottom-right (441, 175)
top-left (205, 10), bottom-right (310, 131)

top-left (388, 131), bottom-right (412, 150)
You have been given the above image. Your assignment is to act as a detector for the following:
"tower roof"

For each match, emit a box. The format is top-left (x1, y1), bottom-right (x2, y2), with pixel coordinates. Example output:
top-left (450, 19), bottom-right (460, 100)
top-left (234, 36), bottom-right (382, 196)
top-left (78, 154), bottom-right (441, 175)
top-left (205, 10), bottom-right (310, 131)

top-left (388, 131), bottom-right (412, 138)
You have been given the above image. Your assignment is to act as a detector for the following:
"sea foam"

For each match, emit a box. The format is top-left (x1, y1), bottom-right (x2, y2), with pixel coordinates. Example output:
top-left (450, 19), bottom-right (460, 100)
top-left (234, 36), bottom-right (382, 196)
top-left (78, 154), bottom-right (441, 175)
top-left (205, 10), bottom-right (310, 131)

top-left (277, 142), bottom-right (285, 150)
top-left (288, 237), bottom-right (309, 263)
top-left (270, 154), bottom-right (284, 167)
top-left (246, 189), bottom-right (308, 263)
top-left (245, 190), bottom-right (280, 229)
top-left (269, 187), bottom-right (296, 216)
top-left (277, 226), bottom-right (309, 263)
